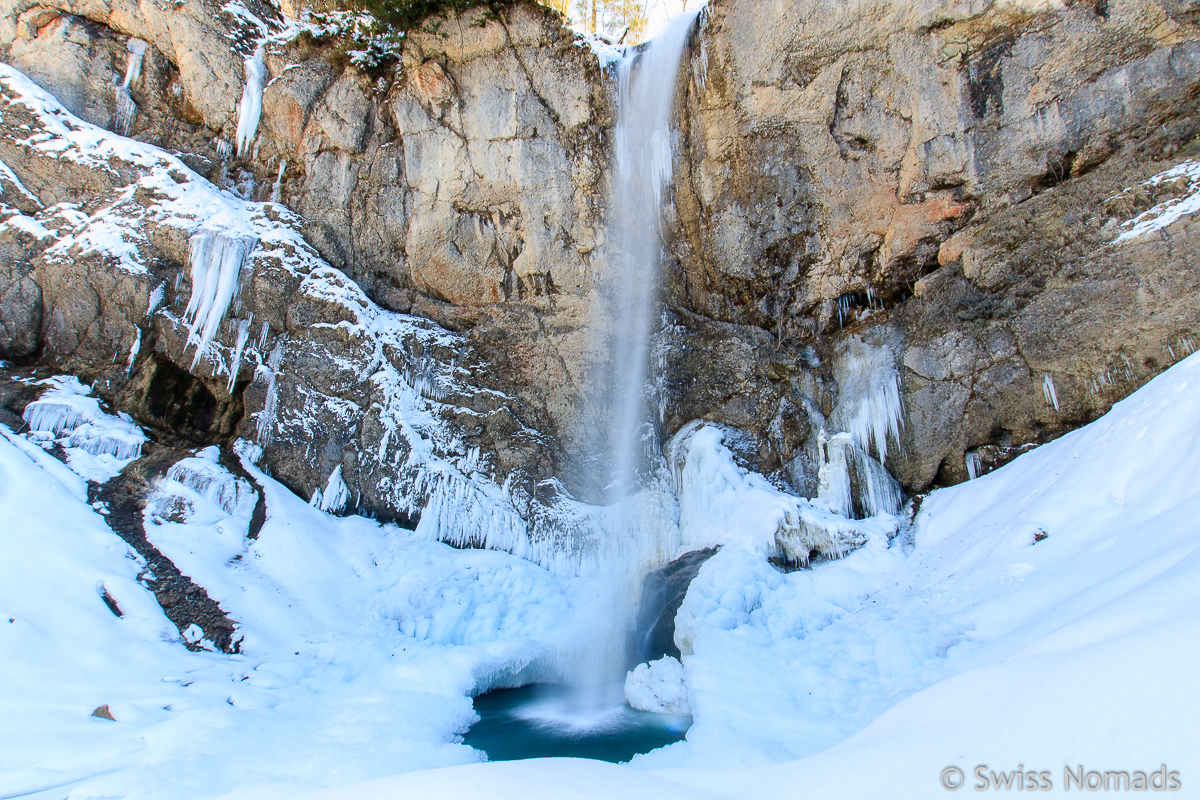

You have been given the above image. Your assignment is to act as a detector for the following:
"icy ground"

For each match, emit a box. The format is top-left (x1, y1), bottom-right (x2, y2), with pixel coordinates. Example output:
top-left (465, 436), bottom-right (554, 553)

top-left (4, 352), bottom-right (1200, 798)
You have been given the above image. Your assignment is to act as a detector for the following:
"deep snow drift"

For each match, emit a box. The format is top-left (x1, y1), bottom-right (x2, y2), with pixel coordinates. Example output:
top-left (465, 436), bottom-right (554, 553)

top-left (3, 350), bottom-right (1199, 798)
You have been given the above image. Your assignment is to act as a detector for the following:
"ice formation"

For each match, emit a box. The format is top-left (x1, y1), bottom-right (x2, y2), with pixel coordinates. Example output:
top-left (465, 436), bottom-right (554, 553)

top-left (157, 447), bottom-right (256, 518)
top-left (831, 337), bottom-right (904, 464)
top-left (20, 376), bottom-right (147, 481)
top-left (310, 464), bottom-right (351, 514)
top-left (22, 376), bottom-right (146, 462)
top-left (965, 448), bottom-right (983, 480)
top-left (270, 159), bottom-right (286, 204)
top-left (1042, 372), bottom-right (1059, 411)
top-left (815, 432), bottom-right (902, 519)
top-left (227, 316), bottom-right (253, 391)
top-left (675, 426), bottom-right (889, 567)
top-left (113, 38), bottom-right (147, 136)
top-left (235, 46), bottom-right (267, 157)
top-left (183, 230), bottom-right (258, 369)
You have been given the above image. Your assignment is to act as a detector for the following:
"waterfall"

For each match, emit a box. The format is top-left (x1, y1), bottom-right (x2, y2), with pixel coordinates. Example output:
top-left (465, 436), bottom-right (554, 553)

top-left (603, 9), bottom-right (699, 498)
top-left (565, 9), bottom-right (700, 699)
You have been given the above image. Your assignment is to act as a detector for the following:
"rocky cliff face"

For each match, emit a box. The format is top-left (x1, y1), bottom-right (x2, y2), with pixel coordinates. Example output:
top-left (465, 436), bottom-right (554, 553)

top-left (663, 0), bottom-right (1200, 491)
top-left (1, 0), bottom-right (1197, 571)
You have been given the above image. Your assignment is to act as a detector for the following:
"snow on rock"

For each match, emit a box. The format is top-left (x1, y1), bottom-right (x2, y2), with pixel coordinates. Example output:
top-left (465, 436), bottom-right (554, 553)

top-left (1111, 159), bottom-right (1200, 242)
top-left (625, 656), bottom-right (690, 715)
top-left (21, 375), bottom-right (146, 480)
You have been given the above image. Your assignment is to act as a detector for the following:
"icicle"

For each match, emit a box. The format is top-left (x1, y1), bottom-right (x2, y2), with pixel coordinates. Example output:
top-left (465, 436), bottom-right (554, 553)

top-left (23, 378), bottom-right (146, 461)
top-left (256, 341), bottom-right (284, 444)
top-left (125, 328), bottom-right (142, 375)
top-left (235, 45), bottom-right (267, 158)
top-left (257, 320), bottom-right (270, 350)
top-left (311, 465), bottom-right (350, 514)
top-left (145, 283), bottom-right (165, 318)
top-left (227, 315), bottom-right (253, 392)
top-left (965, 449), bottom-right (982, 480)
top-left (1042, 373), bottom-right (1059, 412)
top-left (214, 138), bottom-right (232, 161)
top-left (112, 39), bottom-right (147, 136)
top-left (270, 159), bottom-right (286, 204)
top-left (183, 229), bottom-right (258, 370)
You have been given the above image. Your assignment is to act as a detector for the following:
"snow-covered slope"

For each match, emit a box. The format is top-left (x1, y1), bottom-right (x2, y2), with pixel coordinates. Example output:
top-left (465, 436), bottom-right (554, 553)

top-left (0, 404), bottom-right (611, 800)
top-left (208, 352), bottom-right (1200, 798)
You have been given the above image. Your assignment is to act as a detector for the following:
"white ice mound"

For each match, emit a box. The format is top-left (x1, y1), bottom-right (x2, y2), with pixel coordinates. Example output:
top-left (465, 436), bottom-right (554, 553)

top-left (625, 656), bottom-right (691, 715)
top-left (22, 376), bottom-right (146, 480)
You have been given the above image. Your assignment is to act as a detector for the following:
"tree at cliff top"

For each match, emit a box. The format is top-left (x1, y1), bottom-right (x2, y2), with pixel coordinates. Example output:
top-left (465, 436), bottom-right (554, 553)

top-left (351, 0), bottom-right (649, 42)
top-left (349, 0), bottom-right (494, 29)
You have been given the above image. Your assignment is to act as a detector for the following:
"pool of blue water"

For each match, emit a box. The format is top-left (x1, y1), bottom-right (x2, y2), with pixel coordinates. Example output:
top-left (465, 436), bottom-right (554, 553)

top-left (462, 683), bottom-right (691, 763)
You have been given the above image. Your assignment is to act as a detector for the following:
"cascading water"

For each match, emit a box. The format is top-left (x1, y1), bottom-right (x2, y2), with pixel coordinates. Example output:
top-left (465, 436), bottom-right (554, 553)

top-left (603, 11), bottom-right (700, 499)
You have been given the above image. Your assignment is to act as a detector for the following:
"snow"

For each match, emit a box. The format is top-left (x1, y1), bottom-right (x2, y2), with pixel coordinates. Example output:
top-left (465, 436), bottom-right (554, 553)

top-left (625, 656), bottom-right (690, 715)
top-left (235, 46), bottom-right (267, 157)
